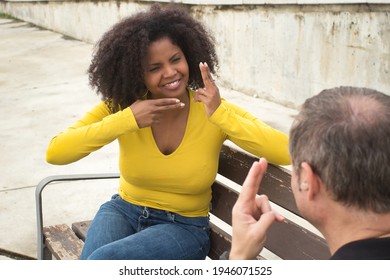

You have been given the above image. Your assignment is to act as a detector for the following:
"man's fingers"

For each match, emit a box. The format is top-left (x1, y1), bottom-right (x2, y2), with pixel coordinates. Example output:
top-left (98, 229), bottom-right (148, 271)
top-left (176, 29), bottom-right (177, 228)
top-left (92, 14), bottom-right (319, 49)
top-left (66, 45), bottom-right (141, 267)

top-left (255, 195), bottom-right (272, 214)
top-left (254, 196), bottom-right (285, 224)
top-left (238, 159), bottom-right (268, 203)
top-left (254, 211), bottom-right (279, 237)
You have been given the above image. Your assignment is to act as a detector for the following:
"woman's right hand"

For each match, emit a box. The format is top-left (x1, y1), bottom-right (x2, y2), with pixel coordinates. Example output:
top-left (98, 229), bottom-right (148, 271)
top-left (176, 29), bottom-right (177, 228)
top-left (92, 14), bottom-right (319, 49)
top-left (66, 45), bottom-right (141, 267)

top-left (130, 98), bottom-right (185, 128)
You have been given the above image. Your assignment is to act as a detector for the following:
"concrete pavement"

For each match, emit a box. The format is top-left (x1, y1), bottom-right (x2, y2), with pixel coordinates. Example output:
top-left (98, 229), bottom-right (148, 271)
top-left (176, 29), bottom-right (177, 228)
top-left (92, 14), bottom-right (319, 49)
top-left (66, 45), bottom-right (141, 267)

top-left (0, 17), bottom-right (297, 259)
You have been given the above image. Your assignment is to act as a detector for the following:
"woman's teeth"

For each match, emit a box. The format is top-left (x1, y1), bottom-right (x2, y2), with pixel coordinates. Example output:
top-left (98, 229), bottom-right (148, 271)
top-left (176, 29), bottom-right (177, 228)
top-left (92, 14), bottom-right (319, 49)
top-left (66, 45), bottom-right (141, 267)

top-left (165, 80), bottom-right (179, 87)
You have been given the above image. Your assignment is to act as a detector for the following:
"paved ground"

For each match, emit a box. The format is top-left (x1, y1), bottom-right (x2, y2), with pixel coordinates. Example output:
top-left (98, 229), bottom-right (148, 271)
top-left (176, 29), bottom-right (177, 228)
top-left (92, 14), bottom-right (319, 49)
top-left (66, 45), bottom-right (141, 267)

top-left (0, 17), bottom-right (297, 259)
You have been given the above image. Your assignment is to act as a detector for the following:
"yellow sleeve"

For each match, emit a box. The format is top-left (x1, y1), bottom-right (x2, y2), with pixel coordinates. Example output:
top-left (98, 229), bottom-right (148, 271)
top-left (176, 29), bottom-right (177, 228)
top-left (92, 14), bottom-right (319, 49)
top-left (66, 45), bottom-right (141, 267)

top-left (209, 100), bottom-right (291, 165)
top-left (46, 102), bottom-right (139, 165)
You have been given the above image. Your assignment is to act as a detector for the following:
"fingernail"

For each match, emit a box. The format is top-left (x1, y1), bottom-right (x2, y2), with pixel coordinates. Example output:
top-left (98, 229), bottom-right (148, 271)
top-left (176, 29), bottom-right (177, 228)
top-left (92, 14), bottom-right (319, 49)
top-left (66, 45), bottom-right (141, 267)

top-left (180, 103), bottom-right (185, 107)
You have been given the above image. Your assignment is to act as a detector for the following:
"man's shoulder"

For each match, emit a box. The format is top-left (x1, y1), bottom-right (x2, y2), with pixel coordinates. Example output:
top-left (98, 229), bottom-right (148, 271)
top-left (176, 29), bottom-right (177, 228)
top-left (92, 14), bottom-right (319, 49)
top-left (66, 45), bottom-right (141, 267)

top-left (331, 237), bottom-right (390, 260)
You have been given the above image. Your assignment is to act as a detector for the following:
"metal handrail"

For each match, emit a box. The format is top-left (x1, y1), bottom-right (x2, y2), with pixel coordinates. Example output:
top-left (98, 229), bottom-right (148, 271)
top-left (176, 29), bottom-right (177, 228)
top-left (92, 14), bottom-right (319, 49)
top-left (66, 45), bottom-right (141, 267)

top-left (35, 173), bottom-right (120, 260)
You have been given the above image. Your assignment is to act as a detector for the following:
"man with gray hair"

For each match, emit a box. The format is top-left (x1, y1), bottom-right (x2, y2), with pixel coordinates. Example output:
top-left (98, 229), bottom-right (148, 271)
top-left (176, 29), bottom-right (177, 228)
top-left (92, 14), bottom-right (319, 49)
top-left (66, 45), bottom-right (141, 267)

top-left (229, 86), bottom-right (390, 259)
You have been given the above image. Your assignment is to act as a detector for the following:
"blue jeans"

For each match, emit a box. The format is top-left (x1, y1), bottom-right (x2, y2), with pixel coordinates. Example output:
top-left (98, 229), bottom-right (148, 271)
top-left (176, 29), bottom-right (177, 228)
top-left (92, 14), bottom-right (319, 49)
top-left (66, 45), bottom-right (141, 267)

top-left (80, 194), bottom-right (210, 260)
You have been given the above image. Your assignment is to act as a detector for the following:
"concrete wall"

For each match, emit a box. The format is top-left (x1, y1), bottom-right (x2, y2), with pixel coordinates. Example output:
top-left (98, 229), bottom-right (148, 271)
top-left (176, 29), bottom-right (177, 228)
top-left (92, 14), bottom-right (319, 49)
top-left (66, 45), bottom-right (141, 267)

top-left (1, 0), bottom-right (389, 107)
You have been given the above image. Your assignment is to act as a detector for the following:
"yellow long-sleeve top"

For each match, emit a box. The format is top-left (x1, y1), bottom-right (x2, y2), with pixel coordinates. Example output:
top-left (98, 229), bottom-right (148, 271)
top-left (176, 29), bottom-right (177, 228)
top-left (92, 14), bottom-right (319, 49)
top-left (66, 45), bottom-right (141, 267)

top-left (46, 90), bottom-right (290, 217)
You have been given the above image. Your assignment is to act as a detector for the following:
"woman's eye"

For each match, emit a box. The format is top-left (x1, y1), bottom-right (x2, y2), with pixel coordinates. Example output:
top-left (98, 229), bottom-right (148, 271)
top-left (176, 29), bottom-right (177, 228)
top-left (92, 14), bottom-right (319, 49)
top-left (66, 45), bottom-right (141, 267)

top-left (149, 67), bottom-right (159, 72)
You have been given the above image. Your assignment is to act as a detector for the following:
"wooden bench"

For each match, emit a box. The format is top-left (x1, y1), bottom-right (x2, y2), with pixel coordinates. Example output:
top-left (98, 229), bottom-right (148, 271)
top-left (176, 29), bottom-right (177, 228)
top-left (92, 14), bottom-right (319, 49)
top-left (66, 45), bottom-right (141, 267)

top-left (36, 143), bottom-right (331, 260)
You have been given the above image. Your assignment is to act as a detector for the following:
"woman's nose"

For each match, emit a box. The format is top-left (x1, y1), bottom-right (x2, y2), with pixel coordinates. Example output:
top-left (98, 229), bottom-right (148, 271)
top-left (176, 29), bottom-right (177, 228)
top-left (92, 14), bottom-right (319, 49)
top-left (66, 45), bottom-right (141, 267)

top-left (163, 65), bottom-right (177, 78)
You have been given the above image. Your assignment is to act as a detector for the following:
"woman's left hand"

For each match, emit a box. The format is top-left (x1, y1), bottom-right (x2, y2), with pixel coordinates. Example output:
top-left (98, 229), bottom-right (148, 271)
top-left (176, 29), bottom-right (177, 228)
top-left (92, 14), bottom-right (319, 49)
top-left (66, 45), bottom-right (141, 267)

top-left (193, 62), bottom-right (221, 117)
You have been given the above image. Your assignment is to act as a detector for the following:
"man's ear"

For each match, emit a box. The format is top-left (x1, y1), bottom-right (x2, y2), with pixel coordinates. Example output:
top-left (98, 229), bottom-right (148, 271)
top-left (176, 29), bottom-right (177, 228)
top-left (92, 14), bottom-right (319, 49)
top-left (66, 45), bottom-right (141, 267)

top-left (299, 162), bottom-right (320, 200)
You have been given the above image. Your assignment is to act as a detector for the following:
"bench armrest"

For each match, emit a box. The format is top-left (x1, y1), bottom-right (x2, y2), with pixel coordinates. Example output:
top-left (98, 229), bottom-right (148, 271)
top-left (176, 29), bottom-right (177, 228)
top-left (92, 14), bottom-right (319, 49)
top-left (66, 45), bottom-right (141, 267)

top-left (35, 173), bottom-right (119, 260)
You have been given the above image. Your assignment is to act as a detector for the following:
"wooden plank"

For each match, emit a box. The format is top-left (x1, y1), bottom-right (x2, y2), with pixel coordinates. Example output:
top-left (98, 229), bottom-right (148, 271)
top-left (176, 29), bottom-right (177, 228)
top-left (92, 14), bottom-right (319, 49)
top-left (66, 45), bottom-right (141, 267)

top-left (266, 220), bottom-right (331, 260)
top-left (43, 224), bottom-right (83, 260)
top-left (208, 222), bottom-right (232, 260)
top-left (218, 145), bottom-right (299, 217)
top-left (210, 182), bottom-right (235, 224)
top-left (72, 220), bottom-right (91, 241)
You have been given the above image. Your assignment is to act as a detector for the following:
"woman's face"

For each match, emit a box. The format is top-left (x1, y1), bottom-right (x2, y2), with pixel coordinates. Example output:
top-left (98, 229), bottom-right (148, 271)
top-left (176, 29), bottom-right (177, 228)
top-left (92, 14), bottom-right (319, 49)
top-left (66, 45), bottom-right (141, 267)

top-left (143, 37), bottom-right (189, 99)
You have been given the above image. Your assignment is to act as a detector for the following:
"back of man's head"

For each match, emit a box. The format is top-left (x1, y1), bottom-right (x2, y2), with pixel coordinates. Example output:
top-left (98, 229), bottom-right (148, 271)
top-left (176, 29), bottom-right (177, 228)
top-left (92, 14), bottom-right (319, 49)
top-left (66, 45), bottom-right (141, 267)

top-left (289, 86), bottom-right (390, 213)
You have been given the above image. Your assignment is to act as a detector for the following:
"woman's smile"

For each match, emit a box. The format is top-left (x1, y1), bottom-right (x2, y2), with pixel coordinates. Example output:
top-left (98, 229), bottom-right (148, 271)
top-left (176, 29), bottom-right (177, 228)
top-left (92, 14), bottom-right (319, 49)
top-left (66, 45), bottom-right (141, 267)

top-left (163, 79), bottom-right (181, 90)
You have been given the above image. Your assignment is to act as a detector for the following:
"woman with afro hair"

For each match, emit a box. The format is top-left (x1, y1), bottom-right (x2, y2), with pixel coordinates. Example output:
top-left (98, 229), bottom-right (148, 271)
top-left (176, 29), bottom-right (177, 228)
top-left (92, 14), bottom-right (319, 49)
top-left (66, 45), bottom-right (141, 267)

top-left (46, 3), bottom-right (290, 260)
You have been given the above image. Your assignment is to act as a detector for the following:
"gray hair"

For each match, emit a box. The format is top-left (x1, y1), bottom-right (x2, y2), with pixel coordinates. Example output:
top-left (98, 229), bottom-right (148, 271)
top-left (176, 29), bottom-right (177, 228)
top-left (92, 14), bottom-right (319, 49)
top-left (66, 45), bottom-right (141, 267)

top-left (289, 86), bottom-right (390, 213)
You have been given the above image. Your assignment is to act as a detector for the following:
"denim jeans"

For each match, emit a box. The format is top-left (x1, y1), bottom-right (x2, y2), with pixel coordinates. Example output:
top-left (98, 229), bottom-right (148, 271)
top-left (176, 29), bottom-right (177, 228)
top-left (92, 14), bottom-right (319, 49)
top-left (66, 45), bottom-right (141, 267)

top-left (80, 194), bottom-right (210, 260)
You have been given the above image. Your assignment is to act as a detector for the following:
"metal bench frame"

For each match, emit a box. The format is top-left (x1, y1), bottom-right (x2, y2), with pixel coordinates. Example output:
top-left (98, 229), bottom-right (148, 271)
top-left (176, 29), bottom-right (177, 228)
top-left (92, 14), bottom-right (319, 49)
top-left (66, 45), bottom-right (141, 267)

top-left (35, 173), bottom-right (120, 260)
